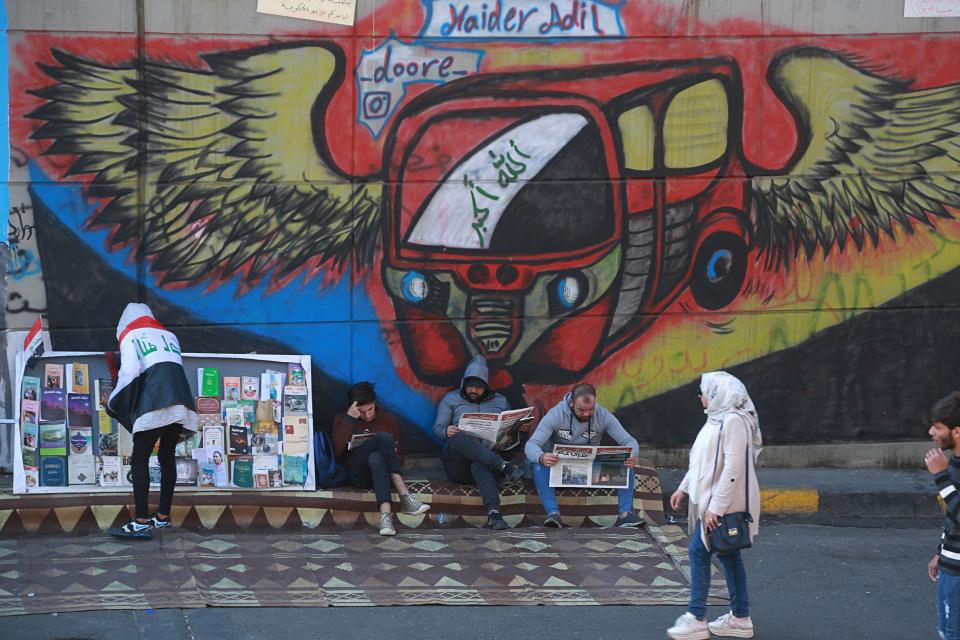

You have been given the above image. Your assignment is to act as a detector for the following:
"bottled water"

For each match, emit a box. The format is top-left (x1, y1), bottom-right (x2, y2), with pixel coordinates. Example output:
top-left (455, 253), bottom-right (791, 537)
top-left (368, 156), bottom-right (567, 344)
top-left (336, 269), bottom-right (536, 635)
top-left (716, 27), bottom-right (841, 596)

top-left (437, 512), bottom-right (447, 528)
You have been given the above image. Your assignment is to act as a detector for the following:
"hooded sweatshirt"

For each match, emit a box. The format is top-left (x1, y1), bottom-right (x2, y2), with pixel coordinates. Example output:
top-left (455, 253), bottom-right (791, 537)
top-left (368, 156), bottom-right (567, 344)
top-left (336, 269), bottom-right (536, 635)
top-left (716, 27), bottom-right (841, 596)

top-left (432, 355), bottom-right (510, 440)
top-left (525, 392), bottom-right (639, 463)
top-left (106, 303), bottom-right (198, 435)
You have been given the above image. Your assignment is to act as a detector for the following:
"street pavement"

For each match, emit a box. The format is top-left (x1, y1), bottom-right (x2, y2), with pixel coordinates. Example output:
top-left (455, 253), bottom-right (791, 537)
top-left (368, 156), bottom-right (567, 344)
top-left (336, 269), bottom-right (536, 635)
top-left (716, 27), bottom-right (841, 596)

top-left (0, 520), bottom-right (938, 640)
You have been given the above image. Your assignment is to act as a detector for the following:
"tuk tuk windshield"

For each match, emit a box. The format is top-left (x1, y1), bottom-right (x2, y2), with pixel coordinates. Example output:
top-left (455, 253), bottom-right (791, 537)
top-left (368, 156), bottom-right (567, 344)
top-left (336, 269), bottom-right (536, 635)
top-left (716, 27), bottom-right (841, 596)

top-left (399, 111), bottom-right (615, 255)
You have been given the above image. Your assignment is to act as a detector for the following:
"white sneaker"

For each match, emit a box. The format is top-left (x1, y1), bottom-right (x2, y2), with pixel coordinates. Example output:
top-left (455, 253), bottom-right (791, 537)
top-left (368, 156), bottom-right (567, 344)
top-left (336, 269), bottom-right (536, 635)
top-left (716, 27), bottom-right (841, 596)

top-left (379, 512), bottom-right (397, 536)
top-left (708, 611), bottom-right (755, 638)
top-left (667, 612), bottom-right (710, 640)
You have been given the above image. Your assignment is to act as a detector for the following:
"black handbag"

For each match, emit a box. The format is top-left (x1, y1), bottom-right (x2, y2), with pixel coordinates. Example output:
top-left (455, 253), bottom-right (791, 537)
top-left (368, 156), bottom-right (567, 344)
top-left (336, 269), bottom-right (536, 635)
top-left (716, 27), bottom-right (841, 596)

top-left (706, 422), bottom-right (753, 553)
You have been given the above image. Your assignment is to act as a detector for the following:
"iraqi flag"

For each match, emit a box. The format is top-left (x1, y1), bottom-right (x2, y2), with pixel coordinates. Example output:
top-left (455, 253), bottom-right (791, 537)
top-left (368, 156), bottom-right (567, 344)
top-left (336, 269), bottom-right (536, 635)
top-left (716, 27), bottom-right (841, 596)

top-left (23, 316), bottom-right (50, 369)
top-left (106, 303), bottom-right (197, 435)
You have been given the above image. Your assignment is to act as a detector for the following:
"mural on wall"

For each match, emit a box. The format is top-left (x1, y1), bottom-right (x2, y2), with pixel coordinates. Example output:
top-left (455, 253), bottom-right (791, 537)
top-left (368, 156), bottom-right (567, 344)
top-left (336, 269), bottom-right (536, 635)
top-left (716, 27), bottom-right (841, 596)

top-left (9, 3), bottom-right (960, 448)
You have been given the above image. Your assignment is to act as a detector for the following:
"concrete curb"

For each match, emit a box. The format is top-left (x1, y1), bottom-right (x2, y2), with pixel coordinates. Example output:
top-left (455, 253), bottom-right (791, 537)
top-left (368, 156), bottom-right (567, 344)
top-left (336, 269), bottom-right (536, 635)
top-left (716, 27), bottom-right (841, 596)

top-left (657, 467), bottom-right (943, 520)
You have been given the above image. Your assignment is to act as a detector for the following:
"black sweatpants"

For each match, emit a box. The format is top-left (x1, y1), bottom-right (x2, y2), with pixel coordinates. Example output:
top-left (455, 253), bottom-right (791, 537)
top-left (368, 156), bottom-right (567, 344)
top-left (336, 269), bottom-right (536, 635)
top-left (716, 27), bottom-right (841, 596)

top-left (344, 431), bottom-right (402, 507)
top-left (130, 423), bottom-right (182, 520)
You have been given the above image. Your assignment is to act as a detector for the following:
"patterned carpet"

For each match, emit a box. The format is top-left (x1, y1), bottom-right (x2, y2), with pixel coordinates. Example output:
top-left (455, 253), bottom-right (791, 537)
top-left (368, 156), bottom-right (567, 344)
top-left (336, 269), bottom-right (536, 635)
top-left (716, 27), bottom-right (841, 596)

top-left (0, 524), bottom-right (725, 615)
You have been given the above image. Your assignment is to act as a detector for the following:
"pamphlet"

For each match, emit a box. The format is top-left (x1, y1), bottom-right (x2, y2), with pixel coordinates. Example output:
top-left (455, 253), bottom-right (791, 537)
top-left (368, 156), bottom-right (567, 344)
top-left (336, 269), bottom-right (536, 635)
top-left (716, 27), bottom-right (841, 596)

top-left (283, 454), bottom-right (307, 485)
top-left (231, 456), bottom-right (254, 488)
top-left (39, 422), bottom-right (67, 456)
top-left (347, 432), bottom-right (377, 450)
top-left (69, 362), bottom-right (90, 394)
top-left (67, 393), bottom-right (93, 428)
top-left (41, 387), bottom-right (66, 422)
top-left (241, 376), bottom-right (259, 400)
top-left (44, 364), bottom-right (64, 389)
top-left (282, 416), bottom-right (310, 455)
top-left (198, 367), bottom-right (220, 397)
top-left (98, 456), bottom-right (121, 487)
top-left (223, 376), bottom-right (241, 402)
top-left (22, 375), bottom-right (40, 401)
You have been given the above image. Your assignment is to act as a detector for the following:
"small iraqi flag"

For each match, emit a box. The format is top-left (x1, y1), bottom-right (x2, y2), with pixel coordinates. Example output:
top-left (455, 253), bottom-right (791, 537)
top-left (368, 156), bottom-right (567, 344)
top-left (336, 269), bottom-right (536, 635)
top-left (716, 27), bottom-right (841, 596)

top-left (23, 317), bottom-right (49, 369)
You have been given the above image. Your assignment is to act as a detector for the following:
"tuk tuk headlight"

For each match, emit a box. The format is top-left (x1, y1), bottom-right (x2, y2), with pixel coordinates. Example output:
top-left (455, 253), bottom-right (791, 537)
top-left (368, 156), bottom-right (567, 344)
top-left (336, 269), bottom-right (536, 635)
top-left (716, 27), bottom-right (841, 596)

top-left (401, 271), bottom-right (429, 303)
top-left (551, 272), bottom-right (587, 310)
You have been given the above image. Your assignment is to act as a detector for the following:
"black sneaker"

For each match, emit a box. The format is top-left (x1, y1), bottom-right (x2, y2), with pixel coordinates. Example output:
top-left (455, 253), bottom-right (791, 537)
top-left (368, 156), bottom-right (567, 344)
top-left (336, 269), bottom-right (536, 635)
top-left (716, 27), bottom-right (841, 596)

top-left (107, 518), bottom-right (153, 539)
top-left (543, 513), bottom-right (563, 528)
top-left (500, 462), bottom-right (522, 483)
top-left (149, 513), bottom-right (172, 529)
top-left (487, 511), bottom-right (509, 530)
top-left (614, 512), bottom-right (647, 528)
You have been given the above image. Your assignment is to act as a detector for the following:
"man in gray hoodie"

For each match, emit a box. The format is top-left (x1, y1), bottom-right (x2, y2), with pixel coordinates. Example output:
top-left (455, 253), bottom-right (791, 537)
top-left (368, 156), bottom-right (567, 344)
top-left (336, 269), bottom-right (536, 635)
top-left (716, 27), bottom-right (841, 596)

top-left (525, 383), bottom-right (646, 528)
top-left (433, 355), bottom-right (523, 530)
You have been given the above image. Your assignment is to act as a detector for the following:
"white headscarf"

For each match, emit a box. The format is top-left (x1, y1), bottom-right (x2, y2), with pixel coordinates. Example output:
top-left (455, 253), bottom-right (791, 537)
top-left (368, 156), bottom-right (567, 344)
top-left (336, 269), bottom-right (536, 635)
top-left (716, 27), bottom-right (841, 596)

top-left (700, 371), bottom-right (762, 458)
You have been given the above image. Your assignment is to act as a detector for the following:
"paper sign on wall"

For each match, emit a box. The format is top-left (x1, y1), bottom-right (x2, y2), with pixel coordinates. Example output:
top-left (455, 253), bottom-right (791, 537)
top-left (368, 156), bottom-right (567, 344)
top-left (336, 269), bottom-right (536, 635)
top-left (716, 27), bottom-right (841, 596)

top-left (256, 0), bottom-right (356, 26)
top-left (904, 0), bottom-right (960, 17)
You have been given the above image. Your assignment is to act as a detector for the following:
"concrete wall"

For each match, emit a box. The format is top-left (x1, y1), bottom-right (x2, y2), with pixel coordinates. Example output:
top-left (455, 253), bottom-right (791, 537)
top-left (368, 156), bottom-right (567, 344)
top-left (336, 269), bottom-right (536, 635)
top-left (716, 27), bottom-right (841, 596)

top-left (4, 0), bottom-right (960, 467)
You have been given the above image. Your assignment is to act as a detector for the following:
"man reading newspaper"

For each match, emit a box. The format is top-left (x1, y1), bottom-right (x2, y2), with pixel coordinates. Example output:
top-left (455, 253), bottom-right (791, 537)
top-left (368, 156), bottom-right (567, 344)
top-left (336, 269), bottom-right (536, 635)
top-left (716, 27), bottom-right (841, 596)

top-left (433, 355), bottom-right (523, 531)
top-left (525, 383), bottom-right (645, 528)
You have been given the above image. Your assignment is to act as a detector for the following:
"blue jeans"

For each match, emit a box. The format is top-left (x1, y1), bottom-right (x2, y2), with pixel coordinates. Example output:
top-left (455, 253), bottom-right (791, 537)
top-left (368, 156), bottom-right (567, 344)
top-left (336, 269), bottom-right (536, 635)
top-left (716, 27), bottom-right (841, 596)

top-left (688, 521), bottom-right (750, 620)
top-left (533, 463), bottom-right (634, 515)
top-left (938, 567), bottom-right (960, 639)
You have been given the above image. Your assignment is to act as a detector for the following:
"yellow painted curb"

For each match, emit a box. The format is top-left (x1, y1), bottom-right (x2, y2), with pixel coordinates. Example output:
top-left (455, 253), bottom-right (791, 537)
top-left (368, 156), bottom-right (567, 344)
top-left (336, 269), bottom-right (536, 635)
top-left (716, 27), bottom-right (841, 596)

top-left (761, 488), bottom-right (820, 514)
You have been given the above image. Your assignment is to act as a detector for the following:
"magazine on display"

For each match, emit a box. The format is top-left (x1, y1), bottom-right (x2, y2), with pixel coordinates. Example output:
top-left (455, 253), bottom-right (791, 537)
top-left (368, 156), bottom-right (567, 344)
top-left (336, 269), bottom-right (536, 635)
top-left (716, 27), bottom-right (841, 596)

top-left (547, 445), bottom-right (633, 489)
top-left (347, 431), bottom-right (377, 450)
top-left (457, 407), bottom-right (535, 450)
top-left (16, 353), bottom-right (313, 493)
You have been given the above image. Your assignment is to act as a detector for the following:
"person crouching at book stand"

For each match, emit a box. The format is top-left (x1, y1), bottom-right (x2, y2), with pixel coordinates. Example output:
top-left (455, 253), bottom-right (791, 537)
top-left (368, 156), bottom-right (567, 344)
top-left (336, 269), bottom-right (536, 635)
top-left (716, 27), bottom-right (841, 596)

top-left (104, 303), bottom-right (198, 539)
top-left (332, 382), bottom-right (430, 535)
top-left (433, 355), bottom-right (523, 531)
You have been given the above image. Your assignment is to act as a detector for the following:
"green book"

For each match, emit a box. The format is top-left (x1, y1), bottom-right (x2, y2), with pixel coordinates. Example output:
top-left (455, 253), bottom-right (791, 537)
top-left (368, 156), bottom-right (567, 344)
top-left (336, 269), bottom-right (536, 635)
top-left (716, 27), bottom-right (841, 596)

top-left (199, 368), bottom-right (220, 397)
top-left (231, 456), bottom-right (254, 488)
top-left (283, 454), bottom-right (307, 485)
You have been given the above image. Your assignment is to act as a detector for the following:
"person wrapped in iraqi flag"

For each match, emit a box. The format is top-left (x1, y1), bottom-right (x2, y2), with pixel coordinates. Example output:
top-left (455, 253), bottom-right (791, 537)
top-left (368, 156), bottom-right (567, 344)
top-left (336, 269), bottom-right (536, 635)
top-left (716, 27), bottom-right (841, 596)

top-left (105, 303), bottom-right (197, 539)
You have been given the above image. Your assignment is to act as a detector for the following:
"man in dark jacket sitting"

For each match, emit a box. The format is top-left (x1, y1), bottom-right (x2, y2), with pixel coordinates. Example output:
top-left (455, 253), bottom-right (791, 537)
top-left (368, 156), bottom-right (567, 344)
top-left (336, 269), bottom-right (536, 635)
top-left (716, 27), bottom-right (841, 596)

top-left (433, 355), bottom-right (522, 530)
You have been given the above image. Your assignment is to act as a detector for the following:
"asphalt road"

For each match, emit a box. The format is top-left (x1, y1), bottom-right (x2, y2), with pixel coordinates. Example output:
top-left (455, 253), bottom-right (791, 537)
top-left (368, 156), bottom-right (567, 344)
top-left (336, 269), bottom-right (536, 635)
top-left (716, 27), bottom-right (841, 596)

top-left (0, 522), bottom-right (938, 640)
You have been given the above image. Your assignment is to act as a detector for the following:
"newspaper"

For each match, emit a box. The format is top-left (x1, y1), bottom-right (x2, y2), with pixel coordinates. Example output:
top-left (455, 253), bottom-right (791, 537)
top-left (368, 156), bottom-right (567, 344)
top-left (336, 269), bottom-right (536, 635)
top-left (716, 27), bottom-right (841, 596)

top-left (457, 407), bottom-right (534, 450)
top-left (548, 445), bottom-right (633, 489)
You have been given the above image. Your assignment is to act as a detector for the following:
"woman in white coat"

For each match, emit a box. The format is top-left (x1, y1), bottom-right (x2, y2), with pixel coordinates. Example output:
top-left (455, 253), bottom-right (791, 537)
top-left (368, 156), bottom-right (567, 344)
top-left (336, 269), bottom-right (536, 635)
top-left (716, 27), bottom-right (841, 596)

top-left (667, 371), bottom-right (762, 640)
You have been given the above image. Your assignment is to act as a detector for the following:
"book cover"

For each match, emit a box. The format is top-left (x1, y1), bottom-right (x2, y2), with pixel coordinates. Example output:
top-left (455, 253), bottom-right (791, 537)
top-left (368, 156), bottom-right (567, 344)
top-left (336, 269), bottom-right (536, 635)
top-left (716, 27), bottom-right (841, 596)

top-left (68, 455), bottom-right (95, 485)
top-left (22, 416), bottom-right (38, 450)
top-left (70, 362), bottom-right (90, 394)
top-left (268, 468), bottom-right (284, 488)
top-left (148, 457), bottom-right (161, 485)
top-left (98, 456), bottom-right (122, 487)
top-left (196, 396), bottom-right (221, 415)
top-left (22, 446), bottom-right (37, 468)
top-left (21, 399), bottom-right (39, 441)
top-left (223, 376), bottom-right (241, 402)
top-left (97, 411), bottom-right (115, 434)
top-left (176, 457), bottom-right (199, 486)
top-left (40, 387), bottom-right (66, 422)
top-left (68, 427), bottom-right (93, 456)
top-left (199, 367), bottom-right (220, 397)
top-left (282, 416), bottom-right (310, 455)
top-left (207, 447), bottom-right (228, 487)
top-left (98, 430), bottom-right (118, 456)
top-left (118, 426), bottom-right (134, 458)
top-left (44, 364), bottom-right (64, 389)
top-left (251, 432), bottom-right (279, 455)
top-left (40, 456), bottom-right (66, 486)
top-left (24, 467), bottom-right (39, 489)
top-left (201, 423), bottom-right (225, 451)
top-left (260, 370), bottom-right (285, 402)
top-left (283, 386), bottom-right (309, 415)
top-left (241, 376), bottom-right (259, 401)
top-left (174, 431), bottom-right (199, 458)
top-left (238, 400), bottom-right (256, 428)
top-left (254, 469), bottom-right (269, 488)
top-left (283, 454), bottom-right (307, 485)
top-left (21, 375), bottom-right (40, 401)
top-left (67, 393), bottom-right (93, 428)
top-left (198, 461), bottom-right (217, 487)
top-left (39, 422), bottom-right (67, 456)
top-left (255, 400), bottom-right (274, 422)
top-left (229, 424), bottom-right (250, 455)
top-left (231, 456), bottom-right (254, 488)
top-left (254, 419), bottom-right (279, 435)
top-left (94, 378), bottom-right (114, 411)
top-left (287, 363), bottom-right (306, 387)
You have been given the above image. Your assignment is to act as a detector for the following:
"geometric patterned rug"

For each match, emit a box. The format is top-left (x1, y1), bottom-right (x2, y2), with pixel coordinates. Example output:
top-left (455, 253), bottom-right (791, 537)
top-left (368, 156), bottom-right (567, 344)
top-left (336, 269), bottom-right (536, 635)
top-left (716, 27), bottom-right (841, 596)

top-left (0, 525), bottom-right (725, 615)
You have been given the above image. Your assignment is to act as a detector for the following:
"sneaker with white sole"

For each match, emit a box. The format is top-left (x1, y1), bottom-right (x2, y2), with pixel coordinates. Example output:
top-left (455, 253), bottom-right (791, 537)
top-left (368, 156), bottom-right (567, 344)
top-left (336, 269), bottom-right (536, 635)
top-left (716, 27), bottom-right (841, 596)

top-left (708, 611), bottom-right (755, 638)
top-left (107, 518), bottom-right (153, 540)
top-left (149, 513), bottom-right (172, 529)
top-left (399, 493), bottom-right (430, 515)
top-left (379, 512), bottom-right (397, 536)
top-left (666, 612), bottom-right (710, 640)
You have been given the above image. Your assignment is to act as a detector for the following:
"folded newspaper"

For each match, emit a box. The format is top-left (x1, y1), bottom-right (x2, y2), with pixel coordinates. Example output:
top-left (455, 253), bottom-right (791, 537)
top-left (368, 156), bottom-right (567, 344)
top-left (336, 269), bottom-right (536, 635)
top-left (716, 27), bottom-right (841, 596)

top-left (548, 445), bottom-right (633, 489)
top-left (457, 407), bottom-right (534, 450)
